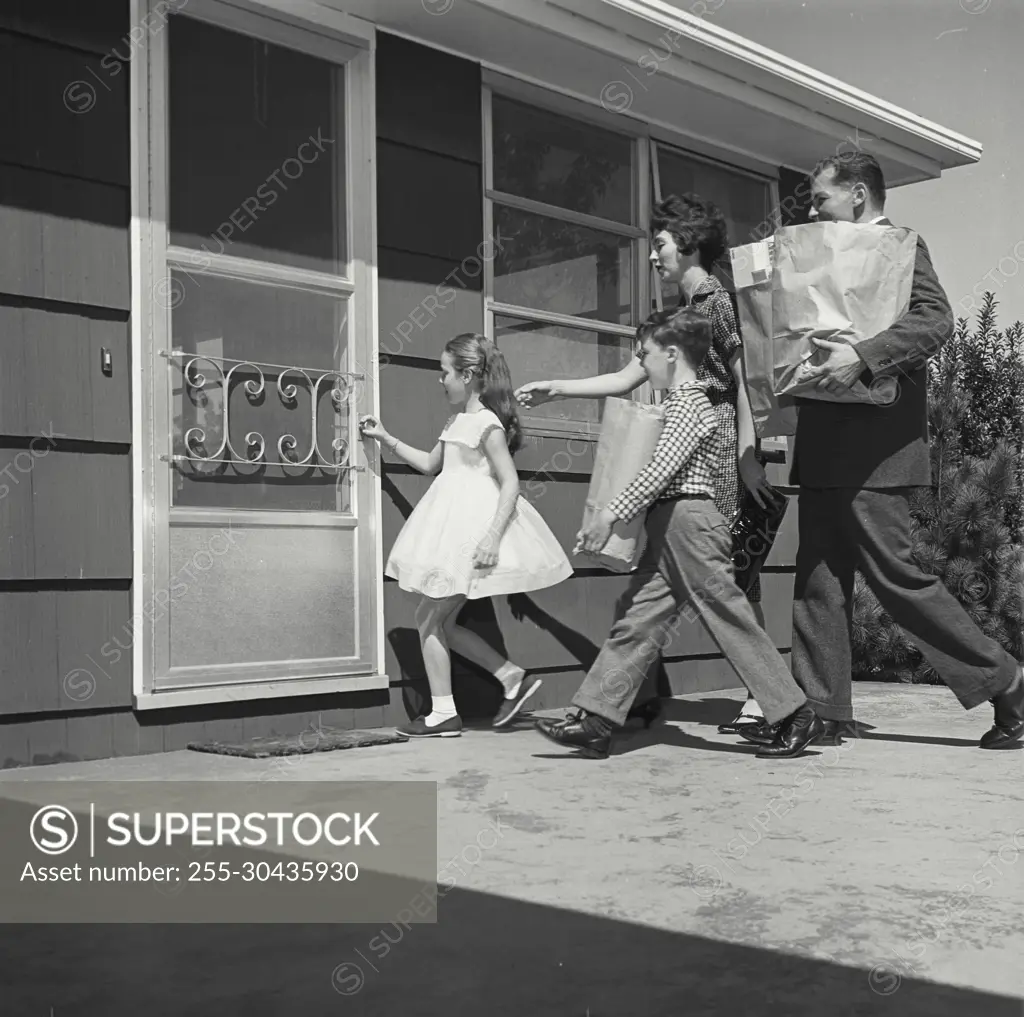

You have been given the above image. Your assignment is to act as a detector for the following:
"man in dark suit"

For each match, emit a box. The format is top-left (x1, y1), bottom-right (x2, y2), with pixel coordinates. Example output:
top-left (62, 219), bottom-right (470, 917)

top-left (744, 151), bottom-right (1023, 751)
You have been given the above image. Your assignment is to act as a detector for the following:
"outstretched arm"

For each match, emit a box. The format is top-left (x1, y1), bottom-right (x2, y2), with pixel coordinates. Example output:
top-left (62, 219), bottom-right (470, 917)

top-left (515, 358), bottom-right (648, 407)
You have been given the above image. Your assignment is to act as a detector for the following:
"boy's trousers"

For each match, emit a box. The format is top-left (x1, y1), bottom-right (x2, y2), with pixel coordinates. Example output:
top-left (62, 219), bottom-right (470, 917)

top-left (572, 496), bottom-right (806, 727)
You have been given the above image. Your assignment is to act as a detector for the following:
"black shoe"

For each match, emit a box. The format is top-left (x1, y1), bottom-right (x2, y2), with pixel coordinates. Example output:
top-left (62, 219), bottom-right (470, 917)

top-left (735, 718), bottom-right (781, 746)
top-left (755, 705), bottom-right (824, 759)
top-left (534, 710), bottom-right (613, 759)
top-left (719, 714), bottom-right (766, 736)
top-left (492, 677), bottom-right (543, 728)
top-left (980, 667), bottom-right (1024, 749)
top-left (626, 698), bottom-right (663, 729)
top-left (818, 719), bottom-right (859, 744)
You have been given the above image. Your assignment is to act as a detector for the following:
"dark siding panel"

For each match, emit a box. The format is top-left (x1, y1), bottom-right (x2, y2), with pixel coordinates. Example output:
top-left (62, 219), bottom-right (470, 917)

top-left (0, 591), bottom-right (57, 713)
top-left (378, 248), bottom-right (483, 292)
top-left (759, 572), bottom-right (795, 647)
top-left (23, 716), bottom-right (73, 766)
top-left (378, 265), bottom-right (484, 362)
top-left (57, 589), bottom-right (132, 710)
top-left (0, 449), bottom-right (36, 578)
top-left (379, 359), bottom-right (456, 454)
top-left (377, 141), bottom-right (482, 262)
top-left (0, 33), bottom-right (129, 186)
top-left (0, 589), bottom-right (130, 716)
top-left (764, 494), bottom-right (798, 568)
top-left (778, 166), bottom-right (810, 227)
top-left (0, 0), bottom-right (129, 54)
top-left (0, 718), bottom-right (29, 768)
top-left (376, 32), bottom-right (481, 164)
top-left (32, 451), bottom-right (131, 578)
top-left (0, 164), bottom-right (130, 309)
top-left (66, 711), bottom-right (114, 761)
top-left (0, 304), bottom-right (130, 442)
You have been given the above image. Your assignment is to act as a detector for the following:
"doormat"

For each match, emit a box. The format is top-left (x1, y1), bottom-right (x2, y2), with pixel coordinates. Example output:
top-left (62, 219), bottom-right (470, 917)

top-left (187, 728), bottom-right (409, 758)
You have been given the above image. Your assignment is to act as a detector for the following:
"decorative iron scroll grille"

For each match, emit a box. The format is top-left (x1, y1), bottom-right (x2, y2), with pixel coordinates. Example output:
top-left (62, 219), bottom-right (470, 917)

top-left (159, 349), bottom-right (365, 472)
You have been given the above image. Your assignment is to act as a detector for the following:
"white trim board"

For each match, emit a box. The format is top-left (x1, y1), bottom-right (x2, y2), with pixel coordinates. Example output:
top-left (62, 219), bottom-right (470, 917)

top-left (316, 0), bottom-right (979, 185)
top-left (552, 0), bottom-right (981, 165)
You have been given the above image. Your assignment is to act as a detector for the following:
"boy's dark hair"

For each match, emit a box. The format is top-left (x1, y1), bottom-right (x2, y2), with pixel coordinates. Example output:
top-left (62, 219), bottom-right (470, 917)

top-left (649, 193), bottom-right (728, 273)
top-left (637, 307), bottom-right (712, 371)
top-left (811, 151), bottom-right (886, 208)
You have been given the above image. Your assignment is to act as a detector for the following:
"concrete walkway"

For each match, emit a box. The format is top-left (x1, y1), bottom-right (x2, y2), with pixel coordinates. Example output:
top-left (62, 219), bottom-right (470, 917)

top-left (1, 682), bottom-right (1022, 1016)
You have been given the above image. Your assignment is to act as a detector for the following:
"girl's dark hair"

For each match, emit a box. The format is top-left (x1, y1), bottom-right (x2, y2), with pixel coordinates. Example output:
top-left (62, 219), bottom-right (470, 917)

top-left (444, 333), bottom-right (523, 455)
top-left (649, 193), bottom-right (729, 273)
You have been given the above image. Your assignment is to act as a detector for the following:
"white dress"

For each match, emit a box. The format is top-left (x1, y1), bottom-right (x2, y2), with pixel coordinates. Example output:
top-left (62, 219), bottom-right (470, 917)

top-left (385, 409), bottom-right (573, 600)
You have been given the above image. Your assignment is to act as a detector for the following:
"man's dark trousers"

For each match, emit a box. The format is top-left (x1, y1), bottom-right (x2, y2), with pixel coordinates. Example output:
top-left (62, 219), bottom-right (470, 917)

top-left (792, 486), bottom-right (1018, 721)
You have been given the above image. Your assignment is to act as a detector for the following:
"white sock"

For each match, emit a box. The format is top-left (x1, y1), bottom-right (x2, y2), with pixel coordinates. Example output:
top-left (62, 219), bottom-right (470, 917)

top-left (495, 662), bottom-right (526, 700)
top-left (425, 695), bottom-right (457, 727)
top-left (739, 698), bottom-right (764, 718)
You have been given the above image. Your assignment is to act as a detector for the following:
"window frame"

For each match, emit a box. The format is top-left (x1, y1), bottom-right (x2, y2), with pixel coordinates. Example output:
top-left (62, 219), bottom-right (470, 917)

top-left (130, 0), bottom-right (383, 707)
top-left (482, 84), bottom-right (651, 440)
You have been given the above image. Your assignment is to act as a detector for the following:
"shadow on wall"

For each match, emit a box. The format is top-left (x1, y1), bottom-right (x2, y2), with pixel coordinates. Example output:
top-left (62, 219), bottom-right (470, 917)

top-left (0, 886), bottom-right (1017, 1016)
top-left (388, 591), bottom-right (673, 723)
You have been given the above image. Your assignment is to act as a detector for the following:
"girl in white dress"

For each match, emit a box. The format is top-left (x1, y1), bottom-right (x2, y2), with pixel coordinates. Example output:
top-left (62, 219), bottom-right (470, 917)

top-left (359, 333), bottom-right (573, 738)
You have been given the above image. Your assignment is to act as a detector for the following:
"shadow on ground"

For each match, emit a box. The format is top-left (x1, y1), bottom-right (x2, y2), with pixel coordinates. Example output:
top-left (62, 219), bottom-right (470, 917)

top-left (1, 887), bottom-right (1018, 1017)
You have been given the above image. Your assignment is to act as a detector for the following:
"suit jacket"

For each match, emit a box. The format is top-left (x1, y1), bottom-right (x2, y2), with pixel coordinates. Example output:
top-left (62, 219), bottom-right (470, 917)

top-left (789, 218), bottom-right (954, 489)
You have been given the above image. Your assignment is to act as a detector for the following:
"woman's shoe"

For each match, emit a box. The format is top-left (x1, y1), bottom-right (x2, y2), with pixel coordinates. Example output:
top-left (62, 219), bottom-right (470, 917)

top-left (397, 715), bottom-right (463, 738)
top-left (718, 714), bottom-right (765, 736)
top-left (626, 698), bottom-right (663, 729)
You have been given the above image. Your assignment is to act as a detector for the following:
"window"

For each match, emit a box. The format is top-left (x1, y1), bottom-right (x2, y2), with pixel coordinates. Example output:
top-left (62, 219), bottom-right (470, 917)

top-left (484, 92), bottom-right (646, 439)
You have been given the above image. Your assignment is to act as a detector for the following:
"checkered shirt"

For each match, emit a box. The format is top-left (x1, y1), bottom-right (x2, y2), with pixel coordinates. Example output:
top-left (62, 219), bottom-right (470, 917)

top-left (606, 383), bottom-right (719, 524)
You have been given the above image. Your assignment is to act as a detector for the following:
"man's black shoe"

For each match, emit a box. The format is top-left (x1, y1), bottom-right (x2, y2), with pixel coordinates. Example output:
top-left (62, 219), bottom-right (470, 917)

top-left (819, 719), bottom-right (850, 745)
top-left (980, 667), bottom-right (1024, 750)
top-left (534, 710), bottom-right (612, 759)
top-left (755, 705), bottom-right (824, 759)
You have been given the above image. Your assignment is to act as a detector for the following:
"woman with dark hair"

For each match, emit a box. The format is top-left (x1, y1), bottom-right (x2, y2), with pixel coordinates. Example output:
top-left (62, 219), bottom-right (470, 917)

top-left (515, 193), bottom-right (773, 732)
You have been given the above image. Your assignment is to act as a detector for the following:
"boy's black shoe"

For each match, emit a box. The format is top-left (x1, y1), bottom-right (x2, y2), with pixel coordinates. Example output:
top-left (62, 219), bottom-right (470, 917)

top-left (755, 705), bottom-right (824, 759)
top-left (534, 710), bottom-right (613, 759)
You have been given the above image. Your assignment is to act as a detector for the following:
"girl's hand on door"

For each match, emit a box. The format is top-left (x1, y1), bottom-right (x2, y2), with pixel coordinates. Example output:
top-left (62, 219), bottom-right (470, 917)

top-left (358, 415), bottom-right (391, 444)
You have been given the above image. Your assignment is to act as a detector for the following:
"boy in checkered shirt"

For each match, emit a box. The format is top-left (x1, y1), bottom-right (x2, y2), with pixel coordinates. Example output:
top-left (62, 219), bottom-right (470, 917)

top-left (535, 307), bottom-right (822, 759)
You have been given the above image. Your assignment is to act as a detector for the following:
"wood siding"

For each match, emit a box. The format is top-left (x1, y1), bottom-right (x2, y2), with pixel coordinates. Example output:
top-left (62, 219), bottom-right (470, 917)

top-left (0, 2), bottom-right (133, 736)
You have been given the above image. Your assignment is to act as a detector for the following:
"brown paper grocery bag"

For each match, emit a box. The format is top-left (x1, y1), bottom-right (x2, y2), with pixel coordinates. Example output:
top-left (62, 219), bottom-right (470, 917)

top-left (771, 221), bottom-right (917, 405)
top-left (576, 397), bottom-right (665, 573)
top-left (730, 237), bottom-right (798, 438)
